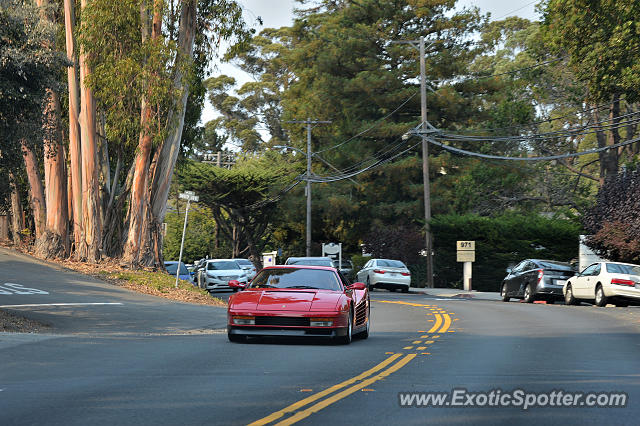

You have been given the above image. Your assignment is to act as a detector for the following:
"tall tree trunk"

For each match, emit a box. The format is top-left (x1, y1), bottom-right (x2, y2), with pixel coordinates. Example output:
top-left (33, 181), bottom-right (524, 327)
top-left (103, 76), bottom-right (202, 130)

top-left (37, 90), bottom-right (70, 258)
top-left (77, 0), bottom-right (102, 262)
top-left (143, 0), bottom-right (198, 266)
top-left (122, 1), bottom-right (163, 266)
top-left (64, 0), bottom-right (83, 254)
top-left (21, 140), bottom-right (46, 239)
top-left (9, 173), bottom-right (24, 245)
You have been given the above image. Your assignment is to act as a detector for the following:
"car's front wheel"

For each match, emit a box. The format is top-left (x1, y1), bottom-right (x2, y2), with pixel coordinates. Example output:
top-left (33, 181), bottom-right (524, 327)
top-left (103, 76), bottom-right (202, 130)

top-left (565, 284), bottom-right (577, 305)
top-left (336, 311), bottom-right (353, 345)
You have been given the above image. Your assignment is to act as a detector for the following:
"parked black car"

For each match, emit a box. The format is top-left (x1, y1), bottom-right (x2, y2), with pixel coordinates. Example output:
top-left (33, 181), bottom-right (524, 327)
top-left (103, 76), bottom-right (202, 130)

top-left (501, 259), bottom-right (576, 303)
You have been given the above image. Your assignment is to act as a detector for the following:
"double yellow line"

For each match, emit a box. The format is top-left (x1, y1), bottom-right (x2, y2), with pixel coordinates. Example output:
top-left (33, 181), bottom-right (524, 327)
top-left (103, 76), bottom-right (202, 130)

top-left (249, 353), bottom-right (416, 426)
top-left (249, 301), bottom-right (454, 425)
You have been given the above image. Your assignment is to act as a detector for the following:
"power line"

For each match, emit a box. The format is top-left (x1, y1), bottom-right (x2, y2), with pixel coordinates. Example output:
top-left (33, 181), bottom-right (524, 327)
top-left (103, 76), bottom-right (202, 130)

top-left (314, 91), bottom-right (418, 154)
top-left (429, 134), bottom-right (640, 162)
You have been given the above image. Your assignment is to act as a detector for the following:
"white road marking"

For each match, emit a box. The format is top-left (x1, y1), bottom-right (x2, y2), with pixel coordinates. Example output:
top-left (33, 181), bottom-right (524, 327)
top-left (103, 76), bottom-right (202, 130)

top-left (0, 303), bottom-right (123, 308)
top-left (0, 283), bottom-right (49, 295)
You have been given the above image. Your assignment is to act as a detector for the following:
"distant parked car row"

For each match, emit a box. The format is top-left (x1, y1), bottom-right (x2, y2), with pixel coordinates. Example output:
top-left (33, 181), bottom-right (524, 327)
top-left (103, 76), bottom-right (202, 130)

top-left (164, 258), bottom-right (258, 292)
top-left (501, 258), bottom-right (640, 307)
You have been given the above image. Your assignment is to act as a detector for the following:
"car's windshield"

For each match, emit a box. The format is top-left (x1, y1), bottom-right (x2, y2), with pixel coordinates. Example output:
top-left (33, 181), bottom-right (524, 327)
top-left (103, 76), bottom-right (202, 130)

top-left (207, 261), bottom-right (241, 270)
top-left (377, 259), bottom-right (405, 268)
top-left (287, 259), bottom-right (334, 267)
top-left (165, 262), bottom-right (189, 275)
top-left (236, 259), bottom-right (252, 266)
top-left (606, 263), bottom-right (640, 276)
top-left (250, 268), bottom-right (342, 291)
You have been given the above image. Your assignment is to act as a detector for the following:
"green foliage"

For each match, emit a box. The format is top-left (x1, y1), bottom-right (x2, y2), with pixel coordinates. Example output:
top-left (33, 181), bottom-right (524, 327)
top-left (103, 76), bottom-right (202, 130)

top-left (0, 0), bottom-right (66, 206)
top-left (543, 0), bottom-right (640, 102)
top-left (431, 213), bottom-right (581, 291)
top-left (162, 203), bottom-right (226, 263)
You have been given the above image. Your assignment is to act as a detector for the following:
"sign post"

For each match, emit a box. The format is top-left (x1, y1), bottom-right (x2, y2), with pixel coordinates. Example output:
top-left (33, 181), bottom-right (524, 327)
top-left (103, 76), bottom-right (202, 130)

top-left (456, 241), bottom-right (475, 291)
top-left (176, 191), bottom-right (199, 288)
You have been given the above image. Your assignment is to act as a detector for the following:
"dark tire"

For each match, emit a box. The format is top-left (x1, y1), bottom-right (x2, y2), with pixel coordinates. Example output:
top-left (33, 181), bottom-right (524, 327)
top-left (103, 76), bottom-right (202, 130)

top-left (523, 284), bottom-right (535, 303)
top-left (565, 284), bottom-right (577, 305)
top-left (501, 283), bottom-right (510, 302)
top-left (401, 286), bottom-right (409, 293)
top-left (336, 311), bottom-right (353, 345)
top-left (367, 277), bottom-right (374, 291)
top-left (595, 285), bottom-right (608, 307)
top-left (228, 333), bottom-right (245, 343)
top-left (615, 301), bottom-right (629, 307)
top-left (547, 299), bottom-right (555, 305)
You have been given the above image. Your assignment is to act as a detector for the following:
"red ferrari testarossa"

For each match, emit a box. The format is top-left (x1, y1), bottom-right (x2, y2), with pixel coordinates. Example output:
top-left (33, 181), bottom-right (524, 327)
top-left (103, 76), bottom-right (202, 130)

top-left (227, 265), bottom-right (370, 344)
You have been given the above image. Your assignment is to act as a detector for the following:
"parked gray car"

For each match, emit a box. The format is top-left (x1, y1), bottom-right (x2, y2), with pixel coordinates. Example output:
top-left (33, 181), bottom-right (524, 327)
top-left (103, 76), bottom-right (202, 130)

top-left (501, 259), bottom-right (575, 303)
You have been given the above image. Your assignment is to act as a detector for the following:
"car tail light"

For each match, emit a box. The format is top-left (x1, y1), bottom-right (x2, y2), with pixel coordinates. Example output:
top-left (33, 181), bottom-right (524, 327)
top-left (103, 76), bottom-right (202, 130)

top-left (310, 317), bottom-right (334, 327)
top-left (401, 272), bottom-right (410, 276)
top-left (373, 269), bottom-right (386, 274)
top-left (537, 269), bottom-right (544, 283)
top-left (611, 278), bottom-right (635, 286)
top-left (232, 315), bottom-right (255, 325)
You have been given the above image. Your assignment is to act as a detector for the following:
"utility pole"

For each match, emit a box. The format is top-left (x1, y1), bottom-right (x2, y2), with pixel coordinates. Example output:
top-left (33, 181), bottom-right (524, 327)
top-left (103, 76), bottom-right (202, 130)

top-left (392, 37), bottom-right (435, 287)
top-left (283, 118), bottom-right (331, 256)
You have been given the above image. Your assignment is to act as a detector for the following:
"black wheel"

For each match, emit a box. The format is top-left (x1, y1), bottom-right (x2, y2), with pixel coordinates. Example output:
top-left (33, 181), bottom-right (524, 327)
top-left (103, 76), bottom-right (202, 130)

top-left (401, 286), bottom-right (409, 293)
top-left (501, 283), bottom-right (510, 302)
top-left (595, 285), bottom-right (608, 307)
top-left (523, 284), bottom-right (535, 303)
top-left (367, 277), bottom-right (374, 291)
top-left (336, 311), bottom-right (353, 345)
top-left (228, 333), bottom-right (245, 343)
top-left (565, 284), bottom-right (577, 305)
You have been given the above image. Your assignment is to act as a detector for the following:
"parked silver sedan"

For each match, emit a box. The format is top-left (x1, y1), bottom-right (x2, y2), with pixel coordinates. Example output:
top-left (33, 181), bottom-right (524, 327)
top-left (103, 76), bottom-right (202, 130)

top-left (356, 258), bottom-right (411, 292)
top-left (199, 259), bottom-right (248, 292)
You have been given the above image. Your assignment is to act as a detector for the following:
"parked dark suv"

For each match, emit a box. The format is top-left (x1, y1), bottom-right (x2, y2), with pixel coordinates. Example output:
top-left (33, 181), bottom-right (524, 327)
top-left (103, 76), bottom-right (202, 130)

top-left (501, 259), bottom-right (576, 303)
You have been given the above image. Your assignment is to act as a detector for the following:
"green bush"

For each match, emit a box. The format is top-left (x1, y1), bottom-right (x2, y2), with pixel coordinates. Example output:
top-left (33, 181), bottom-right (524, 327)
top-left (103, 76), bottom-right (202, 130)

top-left (431, 213), bottom-right (581, 291)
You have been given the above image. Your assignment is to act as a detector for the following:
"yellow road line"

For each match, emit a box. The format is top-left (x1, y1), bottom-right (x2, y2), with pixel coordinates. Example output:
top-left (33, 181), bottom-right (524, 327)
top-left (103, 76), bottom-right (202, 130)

top-left (248, 353), bottom-right (403, 426)
top-left (439, 313), bottom-right (452, 333)
top-left (276, 354), bottom-right (417, 426)
top-left (428, 314), bottom-right (442, 333)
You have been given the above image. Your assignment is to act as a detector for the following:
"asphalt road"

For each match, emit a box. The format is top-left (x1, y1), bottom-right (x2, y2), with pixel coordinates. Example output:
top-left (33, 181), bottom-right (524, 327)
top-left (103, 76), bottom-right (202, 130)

top-left (2, 248), bottom-right (640, 425)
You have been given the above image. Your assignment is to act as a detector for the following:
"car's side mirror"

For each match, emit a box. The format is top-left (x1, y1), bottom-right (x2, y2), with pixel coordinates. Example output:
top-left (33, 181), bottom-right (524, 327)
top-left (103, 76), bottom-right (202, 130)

top-left (348, 282), bottom-right (366, 290)
top-left (228, 280), bottom-right (246, 290)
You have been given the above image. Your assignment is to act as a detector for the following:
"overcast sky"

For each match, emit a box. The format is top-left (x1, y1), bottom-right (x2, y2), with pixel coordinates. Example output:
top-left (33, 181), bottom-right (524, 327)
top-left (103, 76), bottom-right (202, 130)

top-left (202, 0), bottom-right (541, 124)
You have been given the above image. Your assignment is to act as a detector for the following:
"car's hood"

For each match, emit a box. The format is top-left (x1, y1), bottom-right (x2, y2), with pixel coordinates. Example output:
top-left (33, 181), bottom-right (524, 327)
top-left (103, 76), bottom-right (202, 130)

top-left (230, 289), bottom-right (345, 312)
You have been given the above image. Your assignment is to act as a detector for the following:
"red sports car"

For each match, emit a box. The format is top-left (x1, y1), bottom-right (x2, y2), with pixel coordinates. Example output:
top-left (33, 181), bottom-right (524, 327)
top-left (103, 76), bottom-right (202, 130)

top-left (227, 265), bottom-right (370, 344)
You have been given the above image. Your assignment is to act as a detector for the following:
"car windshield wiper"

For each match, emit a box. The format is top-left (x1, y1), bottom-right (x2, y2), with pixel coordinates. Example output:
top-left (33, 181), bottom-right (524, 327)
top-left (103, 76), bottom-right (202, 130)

top-left (284, 285), bottom-right (320, 289)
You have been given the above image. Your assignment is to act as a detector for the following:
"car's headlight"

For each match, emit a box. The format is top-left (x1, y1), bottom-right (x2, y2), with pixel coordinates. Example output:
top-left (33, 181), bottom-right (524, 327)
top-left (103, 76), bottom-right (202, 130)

top-left (232, 316), bottom-right (255, 325)
top-left (310, 317), bottom-right (334, 327)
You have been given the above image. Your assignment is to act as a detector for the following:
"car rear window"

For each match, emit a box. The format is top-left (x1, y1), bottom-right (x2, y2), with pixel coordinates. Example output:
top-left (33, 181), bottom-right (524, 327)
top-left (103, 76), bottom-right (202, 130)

top-left (166, 263), bottom-right (189, 275)
top-left (250, 268), bottom-right (341, 291)
top-left (606, 263), bottom-right (640, 275)
top-left (537, 261), bottom-right (572, 270)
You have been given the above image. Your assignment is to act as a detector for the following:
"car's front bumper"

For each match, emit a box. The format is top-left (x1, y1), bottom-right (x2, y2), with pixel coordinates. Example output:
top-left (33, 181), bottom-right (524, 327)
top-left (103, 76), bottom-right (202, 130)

top-left (205, 277), bottom-right (247, 291)
top-left (227, 310), bottom-right (349, 337)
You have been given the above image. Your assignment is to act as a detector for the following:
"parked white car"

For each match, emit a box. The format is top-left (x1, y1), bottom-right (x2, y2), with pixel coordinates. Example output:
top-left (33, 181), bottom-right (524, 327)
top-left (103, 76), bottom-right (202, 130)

top-left (356, 258), bottom-right (411, 292)
top-left (199, 259), bottom-right (248, 292)
top-left (563, 261), bottom-right (640, 307)
top-left (235, 258), bottom-right (258, 280)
